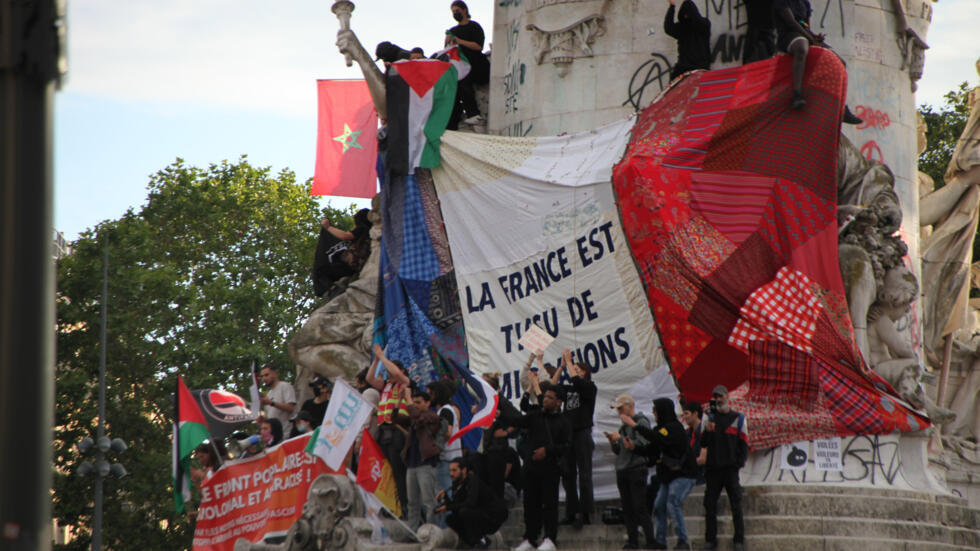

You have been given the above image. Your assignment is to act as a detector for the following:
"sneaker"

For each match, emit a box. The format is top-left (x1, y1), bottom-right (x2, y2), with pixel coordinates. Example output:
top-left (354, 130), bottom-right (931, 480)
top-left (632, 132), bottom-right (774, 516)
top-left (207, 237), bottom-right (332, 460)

top-left (513, 540), bottom-right (535, 551)
top-left (537, 538), bottom-right (557, 551)
top-left (791, 91), bottom-right (806, 110)
top-left (474, 537), bottom-right (491, 549)
top-left (462, 114), bottom-right (485, 125)
top-left (843, 105), bottom-right (863, 125)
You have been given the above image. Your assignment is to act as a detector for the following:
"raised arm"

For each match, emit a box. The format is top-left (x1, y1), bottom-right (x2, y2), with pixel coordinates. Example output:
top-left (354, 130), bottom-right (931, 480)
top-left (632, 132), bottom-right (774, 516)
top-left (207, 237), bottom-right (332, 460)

top-left (336, 29), bottom-right (387, 119)
top-left (374, 344), bottom-right (411, 386)
top-left (364, 355), bottom-right (384, 391)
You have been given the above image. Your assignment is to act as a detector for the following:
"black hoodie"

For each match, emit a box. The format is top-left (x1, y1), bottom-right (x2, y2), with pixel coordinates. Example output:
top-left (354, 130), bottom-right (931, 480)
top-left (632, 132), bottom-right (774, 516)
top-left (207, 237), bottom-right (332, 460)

top-left (663, 0), bottom-right (712, 78)
top-left (635, 398), bottom-right (696, 483)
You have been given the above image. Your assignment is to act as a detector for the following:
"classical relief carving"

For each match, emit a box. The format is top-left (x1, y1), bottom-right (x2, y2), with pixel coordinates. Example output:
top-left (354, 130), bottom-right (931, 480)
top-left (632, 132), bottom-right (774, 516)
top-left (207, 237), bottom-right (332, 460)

top-left (524, 0), bottom-right (612, 77)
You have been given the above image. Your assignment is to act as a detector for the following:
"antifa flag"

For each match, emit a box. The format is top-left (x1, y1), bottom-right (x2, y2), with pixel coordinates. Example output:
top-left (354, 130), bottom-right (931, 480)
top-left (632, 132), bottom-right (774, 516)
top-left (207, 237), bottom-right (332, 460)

top-left (191, 389), bottom-right (255, 441)
top-left (312, 79), bottom-right (378, 197)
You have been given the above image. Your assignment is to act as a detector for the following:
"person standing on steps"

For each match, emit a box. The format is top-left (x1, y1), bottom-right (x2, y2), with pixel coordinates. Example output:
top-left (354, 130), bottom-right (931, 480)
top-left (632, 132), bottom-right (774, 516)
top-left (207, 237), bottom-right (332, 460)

top-left (697, 386), bottom-right (748, 551)
top-left (607, 394), bottom-right (656, 550)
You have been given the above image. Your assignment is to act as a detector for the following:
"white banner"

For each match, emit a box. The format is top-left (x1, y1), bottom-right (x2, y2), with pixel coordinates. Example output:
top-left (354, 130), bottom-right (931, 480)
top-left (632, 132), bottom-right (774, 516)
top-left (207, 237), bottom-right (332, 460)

top-left (312, 379), bottom-right (374, 471)
top-left (433, 120), bottom-right (674, 498)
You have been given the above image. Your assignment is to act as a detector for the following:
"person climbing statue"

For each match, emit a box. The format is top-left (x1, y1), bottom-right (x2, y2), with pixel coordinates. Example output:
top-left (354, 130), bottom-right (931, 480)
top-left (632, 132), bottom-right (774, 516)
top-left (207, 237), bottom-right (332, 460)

top-left (663, 0), bottom-right (711, 80)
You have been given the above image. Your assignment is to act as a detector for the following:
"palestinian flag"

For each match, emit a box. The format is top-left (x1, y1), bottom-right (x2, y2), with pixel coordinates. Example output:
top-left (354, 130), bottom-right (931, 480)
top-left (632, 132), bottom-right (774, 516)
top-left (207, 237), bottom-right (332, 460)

top-left (172, 375), bottom-right (210, 513)
top-left (386, 59), bottom-right (458, 175)
top-left (355, 429), bottom-right (402, 517)
top-left (433, 45), bottom-right (471, 80)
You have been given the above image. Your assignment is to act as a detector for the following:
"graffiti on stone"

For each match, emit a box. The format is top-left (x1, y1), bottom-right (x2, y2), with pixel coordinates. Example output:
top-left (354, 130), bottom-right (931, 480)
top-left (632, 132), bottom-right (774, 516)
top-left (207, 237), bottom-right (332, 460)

top-left (624, 53), bottom-right (673, 111)
top-left (759, 435), bottom-right (902, 486)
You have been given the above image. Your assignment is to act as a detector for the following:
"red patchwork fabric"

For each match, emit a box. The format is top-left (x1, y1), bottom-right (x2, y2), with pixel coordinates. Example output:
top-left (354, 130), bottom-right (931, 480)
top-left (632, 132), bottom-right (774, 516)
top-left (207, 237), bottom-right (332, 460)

top-left (612, 48), bottom-right (929, 449)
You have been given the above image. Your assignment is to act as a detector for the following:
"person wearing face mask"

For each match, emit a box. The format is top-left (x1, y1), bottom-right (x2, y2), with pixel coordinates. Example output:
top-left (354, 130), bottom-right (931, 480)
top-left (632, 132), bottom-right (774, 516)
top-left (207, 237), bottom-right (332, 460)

top-left (696, 386), bottom-right (747, 551)
top-left (260, 418), bottom-right (284, 448)
top-left (290, 410), bottom-right (315, 438)
top-left (445, 0), bottom-right (490, 129)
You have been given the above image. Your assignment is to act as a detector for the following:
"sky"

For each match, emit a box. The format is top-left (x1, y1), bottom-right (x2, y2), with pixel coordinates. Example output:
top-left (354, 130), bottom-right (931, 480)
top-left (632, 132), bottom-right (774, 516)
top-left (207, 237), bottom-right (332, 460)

top-left (54, 0), bottom-right (978, 241)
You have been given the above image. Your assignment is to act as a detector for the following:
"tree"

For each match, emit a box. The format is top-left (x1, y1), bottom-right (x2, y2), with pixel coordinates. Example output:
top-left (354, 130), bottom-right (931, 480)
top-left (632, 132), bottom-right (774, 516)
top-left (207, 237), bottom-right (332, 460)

top-left (919, 82), bottom-right (972, 188)
top-left (53, 158), bottom-right (357, 550)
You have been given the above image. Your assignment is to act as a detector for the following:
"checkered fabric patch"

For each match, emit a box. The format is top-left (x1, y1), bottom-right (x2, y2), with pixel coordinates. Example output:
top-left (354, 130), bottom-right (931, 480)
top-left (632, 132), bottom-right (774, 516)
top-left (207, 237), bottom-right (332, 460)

top-left (728, 267), bottom-right (820, 353)
top-left (747, 340), bottom-right (820, 406)
top-left (398, 174), bottom-right (441, 281)
top-left (819, 364), bottom-right (886, 435)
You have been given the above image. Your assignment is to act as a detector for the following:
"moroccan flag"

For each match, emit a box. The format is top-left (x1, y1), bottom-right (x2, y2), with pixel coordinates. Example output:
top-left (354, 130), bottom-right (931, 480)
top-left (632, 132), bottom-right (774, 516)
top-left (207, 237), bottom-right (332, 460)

top-left (172, 375), bottom-right (210, 513)
top-left (312, 79), bottom-right (378, 197)
top-left (355, 429), bottom-right (402, 517)
top-left (386, 59), bottom-right (458, 175)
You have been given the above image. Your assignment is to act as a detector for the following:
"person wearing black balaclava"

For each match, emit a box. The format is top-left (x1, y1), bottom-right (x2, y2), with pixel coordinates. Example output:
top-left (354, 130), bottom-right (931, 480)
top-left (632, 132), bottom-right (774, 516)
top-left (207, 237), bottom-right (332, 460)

top-left (445, 0), bottom-right (490, 129)
top-left (663, 0), bottom-right (711, 80)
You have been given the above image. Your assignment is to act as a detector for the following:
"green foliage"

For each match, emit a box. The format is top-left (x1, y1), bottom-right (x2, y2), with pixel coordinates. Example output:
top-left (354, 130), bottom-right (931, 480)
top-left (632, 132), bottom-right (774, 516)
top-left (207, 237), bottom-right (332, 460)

top-left (54, 158), bottom-right (355, 550)
top-left (919, 82), bottom-right (972, 187)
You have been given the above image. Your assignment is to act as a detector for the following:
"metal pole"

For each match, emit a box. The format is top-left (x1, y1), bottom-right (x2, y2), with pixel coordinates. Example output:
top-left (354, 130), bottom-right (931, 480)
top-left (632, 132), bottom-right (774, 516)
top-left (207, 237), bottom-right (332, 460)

top-left (92, 238), bottom-right (108, 551)
top-left (0, 2), bottom-right (63, 550)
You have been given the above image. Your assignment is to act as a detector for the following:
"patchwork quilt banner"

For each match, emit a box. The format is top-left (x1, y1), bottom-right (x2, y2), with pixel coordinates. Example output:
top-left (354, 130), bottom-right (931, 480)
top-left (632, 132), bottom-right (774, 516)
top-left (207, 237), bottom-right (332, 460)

top-left (611, 47), bottom-right (929, 447)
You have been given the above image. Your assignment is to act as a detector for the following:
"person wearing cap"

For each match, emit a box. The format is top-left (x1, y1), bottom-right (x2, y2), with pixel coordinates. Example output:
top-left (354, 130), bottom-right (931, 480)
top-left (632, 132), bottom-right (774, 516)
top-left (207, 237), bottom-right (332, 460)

top-left (697, 385), bottom-right (748, 551)
top-left (289, 410), bottom-right (315, 439)
top-left (606, 394), bottom-right (655, 550)
top-left (299, 375), bottom-right (333, 428)
top-left (622, 398), bottom-right (696, 550)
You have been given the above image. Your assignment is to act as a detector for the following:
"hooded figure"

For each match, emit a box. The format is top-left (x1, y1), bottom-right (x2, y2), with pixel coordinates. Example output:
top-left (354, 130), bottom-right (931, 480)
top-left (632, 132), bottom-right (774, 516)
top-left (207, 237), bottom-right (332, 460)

top-left (663, 0), bottom-right (712, 80)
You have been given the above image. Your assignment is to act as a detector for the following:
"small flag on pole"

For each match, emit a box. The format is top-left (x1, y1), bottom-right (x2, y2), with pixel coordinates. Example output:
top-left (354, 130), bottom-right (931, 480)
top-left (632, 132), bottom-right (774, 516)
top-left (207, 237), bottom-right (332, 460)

top-left (312, 80), bottom-right (379, 197)
top-left (356, 429), bottom-right (402, 517)
top-left (172, 375), bottom-right (210, 513)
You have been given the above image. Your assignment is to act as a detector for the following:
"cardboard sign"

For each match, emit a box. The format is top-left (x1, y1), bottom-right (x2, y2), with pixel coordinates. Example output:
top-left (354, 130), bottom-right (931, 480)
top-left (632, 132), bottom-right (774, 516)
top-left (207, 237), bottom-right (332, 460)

top-left (517, 324), bottom-right (555, 356)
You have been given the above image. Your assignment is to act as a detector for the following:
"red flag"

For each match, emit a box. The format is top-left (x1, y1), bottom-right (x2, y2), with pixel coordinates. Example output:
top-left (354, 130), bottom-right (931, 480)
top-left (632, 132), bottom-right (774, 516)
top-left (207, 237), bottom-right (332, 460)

top-left (312, 80), bottom-right (378, 197)
top-left (355, 429), bottom-right (402, 516)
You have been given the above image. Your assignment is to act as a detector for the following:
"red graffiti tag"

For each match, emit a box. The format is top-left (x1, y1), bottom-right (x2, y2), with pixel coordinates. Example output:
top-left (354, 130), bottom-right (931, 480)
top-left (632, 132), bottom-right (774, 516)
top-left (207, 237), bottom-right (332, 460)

top-left (855, 106), bottom-right (890, 130)
top-left (860, 140), bottom-right (883, 162)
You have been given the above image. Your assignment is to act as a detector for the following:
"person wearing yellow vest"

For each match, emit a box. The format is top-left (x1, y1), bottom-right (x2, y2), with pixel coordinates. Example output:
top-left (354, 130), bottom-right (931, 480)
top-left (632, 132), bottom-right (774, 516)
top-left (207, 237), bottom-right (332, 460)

top-left (367, 344), bottom-right (413, 515)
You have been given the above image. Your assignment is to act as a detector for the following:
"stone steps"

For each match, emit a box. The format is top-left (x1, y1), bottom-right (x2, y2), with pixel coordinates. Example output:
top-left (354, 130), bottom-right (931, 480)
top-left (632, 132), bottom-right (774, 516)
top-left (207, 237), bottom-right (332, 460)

top-left (475, 485), bottom-right (980, 551)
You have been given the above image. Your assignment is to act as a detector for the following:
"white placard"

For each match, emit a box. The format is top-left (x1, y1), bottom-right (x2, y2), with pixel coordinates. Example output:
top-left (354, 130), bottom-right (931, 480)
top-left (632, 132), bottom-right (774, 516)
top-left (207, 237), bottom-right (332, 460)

top-left (813, 437), bottom-right (842, 471)
top-left (517, 324), bottom-right (555, 356)
top-left (780, 441), bottom-right (810, 470)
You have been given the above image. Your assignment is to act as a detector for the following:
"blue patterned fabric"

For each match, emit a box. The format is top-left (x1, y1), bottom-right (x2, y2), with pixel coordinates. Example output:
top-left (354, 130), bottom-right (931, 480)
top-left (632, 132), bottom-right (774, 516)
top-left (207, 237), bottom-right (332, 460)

top-left (375, 168), bottom-right (479, 450)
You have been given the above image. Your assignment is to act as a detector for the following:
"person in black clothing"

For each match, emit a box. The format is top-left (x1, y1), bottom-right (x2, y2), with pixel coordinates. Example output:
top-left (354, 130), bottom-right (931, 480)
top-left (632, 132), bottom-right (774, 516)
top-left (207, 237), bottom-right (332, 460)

top-left (547, 348), bottom-right (597, 528)
top-left (436, 457), bottom-right (508, 549)
top-left (298, 375), bottom-right (332, 428)
top-left (623, 398), bottom-right (696, 550)
top-left (446, 0), bottom-right (490, 129)
top-left (681, 401), bottom-right (705, 486)
top-left (742, 0), bottom-right (776, 64)
top-left (663, 0), bottom-right (711, 80)
top-left (511, 379), bottom-right (571, 551)
top-left (773, 0), bottom-right (862, 124)
top-left (697, 386), bottom-right (748, 551)
top-left (312, 209), bottom-right (372, 299)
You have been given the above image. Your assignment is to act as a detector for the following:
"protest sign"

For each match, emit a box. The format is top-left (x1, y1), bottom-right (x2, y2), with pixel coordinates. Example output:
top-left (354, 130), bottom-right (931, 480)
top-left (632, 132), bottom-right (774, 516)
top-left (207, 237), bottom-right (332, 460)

top-left (517, 324), bottom-right (555, 356)
top-left (813, 437), bottom-right (842, 471)
top-left (780, 442), bottom-right (810, 471)
top-left (192, 434), bottom-right (335, 550)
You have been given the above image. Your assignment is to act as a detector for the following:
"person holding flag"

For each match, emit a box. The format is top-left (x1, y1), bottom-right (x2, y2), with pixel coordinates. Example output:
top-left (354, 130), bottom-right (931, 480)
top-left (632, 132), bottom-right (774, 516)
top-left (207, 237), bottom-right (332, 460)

top-left (366, 345), bottom-right (413, 514)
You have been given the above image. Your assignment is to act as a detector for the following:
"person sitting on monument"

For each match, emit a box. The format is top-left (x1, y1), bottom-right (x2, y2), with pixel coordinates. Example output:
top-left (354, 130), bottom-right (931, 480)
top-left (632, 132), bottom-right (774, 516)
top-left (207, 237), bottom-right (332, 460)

top-left (436, 456), bottom-right (508, 549)
top-left (774, 0), bottom-right (862, 124)
top-left (742, 0), bottom-right (776, 64)
top-left (298, 374), bottom-right (332, 429)
top-left (446, 0), bottom-right (490, 128)
top-left (289, 410), bottom-right (316, 439)
top-left (312, 209), bottom-right (372, 300)
top-left (409, 47), bottom-right (426, 60)
top-left (663, 0), bottom-right (711, 80)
